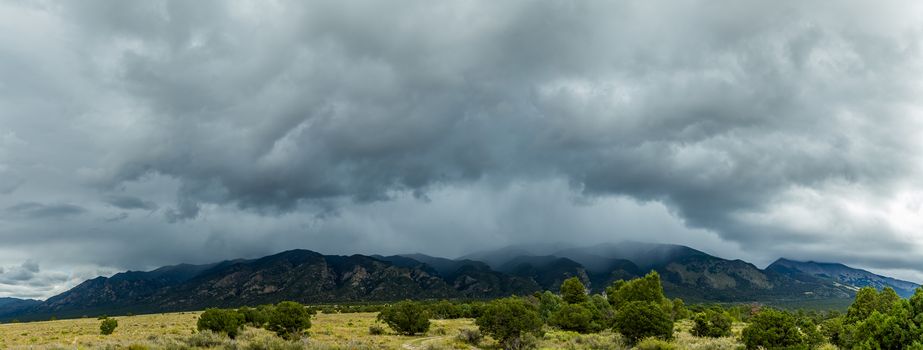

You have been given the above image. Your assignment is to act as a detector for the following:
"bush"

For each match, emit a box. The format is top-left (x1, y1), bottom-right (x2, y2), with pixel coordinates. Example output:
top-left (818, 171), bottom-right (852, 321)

top-left (535, 291), bottom-right (563, 322)
top-left (185, 330), bottom-right (230, 348)
top-left (501, 333), bottom-right (539, 350)
top-left (613, 301), bottom-right (673, 345)
top-left (368, 325), bottom-right (386, 335)
top-left (99, 318), bottom-right (118, 335)
top-left (429, 300), bottom-right (464, 319)
top-left (267, 301), bottom-right (314, 340)
top-left (240, 305), bottom-right (273, 328)
top-left (835, 286), bottom-right (923, 349)
top-left (671, 298), bottom-right (689, 320)
top-left (377, 300), bottom-right (430, 335)
top-left (560, 277), bottom-right (589, 304)
top-left (197, 308), bottom-right (245, 339)
top-left (550, 303), bottom-right (596, 333)
top-left (636, 337), bottom-right (677, 350)
top-left (606, 271), bottom-right (666, 309)
top-left (741, 308), bottom-right (804, 350)
top-left (797, 317), bottom-right (824, 348)
top-left (819, 316), bottom-right (844, 346)
top-left (476, 297), bottom-right (543, 350)
top-left (457, 328), bottom-right (483, 345)
top-left (691, 308), bottom-right (733, 338)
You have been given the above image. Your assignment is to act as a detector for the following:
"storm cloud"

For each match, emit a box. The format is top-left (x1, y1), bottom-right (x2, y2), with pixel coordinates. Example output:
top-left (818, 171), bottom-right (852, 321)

top-left (1, 0), bottom-right (923, 298)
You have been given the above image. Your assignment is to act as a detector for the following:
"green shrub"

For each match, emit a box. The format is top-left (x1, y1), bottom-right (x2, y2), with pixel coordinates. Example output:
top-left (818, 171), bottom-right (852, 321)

top-left (239, 305), bottom-right (273, 328)
top-left (99, 318), bottom-right (118, 335)
top-left (267, 301), bottom-right (314, 340)
top-left (606, 271), bottom-right (666, 309)
top-left (835, 286), bottom-right (923, 349)
top-left (368, 325), bottom-right (386, 335)
top-left (533, 290), bottom-right (563, 323)
top-left (636, 337), bottom-right (677, 350)
top-left (197, 308), bottom-right (245, 339)
top-left (819, 316), bottom-right (844, 346)
top-left (691, 308), bottom-right (733, 338)
top-left (671, 298), bottom-right (689, 320)
top-left (476, 297), bottom-right (543, 350)
top-left (550, 302), bottom-right (599, 333)
top-left (560, 277), bottom-right (589, 304)
top-left (797, 317), bottom-right (824, 348)
top-left (613, 300), bottom-right (673, 345)
top-left (457, 328), bottom-right (482, 345)
top-left (377, 300), bottom-right (430, 335)
top-left (429, 300), bottom-right (465, 319)
top-left (741, 308), bottom-right (805, 350)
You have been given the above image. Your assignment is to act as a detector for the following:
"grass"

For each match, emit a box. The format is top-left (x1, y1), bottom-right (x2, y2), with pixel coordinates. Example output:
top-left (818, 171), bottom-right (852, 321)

top-left (0, 312), bottom-right (480, 350)
top-left (0, 312), bottom-right (832, 350)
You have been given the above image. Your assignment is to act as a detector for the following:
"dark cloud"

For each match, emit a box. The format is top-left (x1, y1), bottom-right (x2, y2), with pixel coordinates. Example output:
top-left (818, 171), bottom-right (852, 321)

top-left (6, 202), bottom-right (87, 219)
top-left (1, 0), bottom-right (923, 298)
top-left (104, 195), bottom-right (158, 211)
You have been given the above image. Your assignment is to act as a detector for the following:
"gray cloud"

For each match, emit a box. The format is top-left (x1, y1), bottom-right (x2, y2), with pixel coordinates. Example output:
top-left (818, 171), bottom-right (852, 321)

top-left (6, 202), bottom-right (87, 219)
top-left (104, 195), bottom-right (158, 211)
top-left (1, 0), bottom-right (923, 298)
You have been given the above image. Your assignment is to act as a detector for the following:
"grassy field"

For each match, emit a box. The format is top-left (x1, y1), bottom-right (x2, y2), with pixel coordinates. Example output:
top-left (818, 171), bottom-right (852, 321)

top-left (0, 312), bottom-right (754, 349)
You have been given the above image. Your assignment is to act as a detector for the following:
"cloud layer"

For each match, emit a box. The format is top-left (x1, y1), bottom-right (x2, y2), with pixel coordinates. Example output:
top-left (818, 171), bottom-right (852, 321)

top-left (1, 0), bottom-right (923, 298)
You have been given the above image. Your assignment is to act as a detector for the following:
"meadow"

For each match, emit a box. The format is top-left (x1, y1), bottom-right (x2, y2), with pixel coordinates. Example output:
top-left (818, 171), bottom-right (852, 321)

top-left (0, 311), bottom-right (750, 350)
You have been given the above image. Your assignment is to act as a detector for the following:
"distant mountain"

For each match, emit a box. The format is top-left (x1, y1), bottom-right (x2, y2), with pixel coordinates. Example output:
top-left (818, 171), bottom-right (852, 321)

top-left (497, 255), bottom-right (591, 291)
top-left (2, 242), bottom-right (919, 321)
top-left (459, 242), bottom-right (572, 268)
top-left (0, 297), bottom-right (40, 317)
top-left (375, 254), bottom-right (539, 295)
top-left (463, 241), bottom-right (919, 302)
top-left (1, 250), bottom-right (539, 321)
top-left (767, 258), bottom-right (920, 298)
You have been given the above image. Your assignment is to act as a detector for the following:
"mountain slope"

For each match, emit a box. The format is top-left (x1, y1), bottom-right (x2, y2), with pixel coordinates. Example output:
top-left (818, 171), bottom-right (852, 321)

top-left (0, 297), bottom-right (40, 317)
top-left (1, 250), bottom-right (539, 321)
top-left (498, 255), bottom-right (591, 291)
top-left (766, 258), bottom-right (920, 298)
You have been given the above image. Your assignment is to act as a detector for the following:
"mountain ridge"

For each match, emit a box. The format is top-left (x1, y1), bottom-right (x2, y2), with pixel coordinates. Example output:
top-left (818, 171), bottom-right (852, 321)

top-left (1, 242), bottom-right (918, 321)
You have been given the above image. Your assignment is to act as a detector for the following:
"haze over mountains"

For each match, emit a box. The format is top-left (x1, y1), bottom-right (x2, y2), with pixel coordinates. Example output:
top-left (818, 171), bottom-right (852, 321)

top-left (0, 241), bottom-right (917, 322)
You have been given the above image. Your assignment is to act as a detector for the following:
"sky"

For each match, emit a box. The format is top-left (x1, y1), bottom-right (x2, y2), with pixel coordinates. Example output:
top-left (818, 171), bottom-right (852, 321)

top-left (1, 0), bottom-right (923, 299)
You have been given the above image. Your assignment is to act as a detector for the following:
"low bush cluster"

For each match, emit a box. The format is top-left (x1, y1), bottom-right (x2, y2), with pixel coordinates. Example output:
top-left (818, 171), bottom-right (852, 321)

top-left (691, 308), bottom-right (733, 338)
top-left (197, 301), bottom-right (314, 341)
top-left (376, 300), bottom-right (431, 335)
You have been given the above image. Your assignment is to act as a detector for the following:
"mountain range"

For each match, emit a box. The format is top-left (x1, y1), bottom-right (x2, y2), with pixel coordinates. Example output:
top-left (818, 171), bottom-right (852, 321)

top-left (0, 241), bottom-right (917, 321)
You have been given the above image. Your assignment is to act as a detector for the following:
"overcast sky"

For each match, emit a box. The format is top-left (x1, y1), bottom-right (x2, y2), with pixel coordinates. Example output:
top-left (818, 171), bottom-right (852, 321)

top-left (2, 0), bottom-right (923, 299)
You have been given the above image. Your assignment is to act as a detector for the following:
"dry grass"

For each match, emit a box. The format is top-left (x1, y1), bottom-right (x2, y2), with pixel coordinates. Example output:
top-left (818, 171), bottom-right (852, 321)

top-left (0, 312), bottom-right (479, 350)
top-left (0, 312), bottom-right (199, 349)
top-left (0, 312), bottom-right (836, 350)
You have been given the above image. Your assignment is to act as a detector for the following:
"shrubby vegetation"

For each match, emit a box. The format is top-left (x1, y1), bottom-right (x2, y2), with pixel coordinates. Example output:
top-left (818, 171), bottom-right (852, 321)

top-left (741, 308), bottom-right (805, 349)
top-left (476, 296), bottom-right (544, 350)
top-left (196, 301), bottom-right (313, 341)
top-left (831, 286), bottom-right (923, 349)
top-left (548, 278), bottom-right (610, 333)
top-left (267, 301), bottom-right (314, 340)
top-left (197, 308), bottom-right (246, 339)
top-left (608, 272), bottom-right (675, 345)
top-left (99, 317), bottom-right (118, 335)
top-left (614, 300), bottom-right (674, 345)
top-left (691, 307), bottom-right (733, 338)
top-left (376, 300), bottom-right (431, 335)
